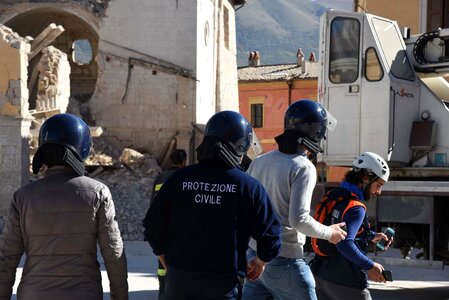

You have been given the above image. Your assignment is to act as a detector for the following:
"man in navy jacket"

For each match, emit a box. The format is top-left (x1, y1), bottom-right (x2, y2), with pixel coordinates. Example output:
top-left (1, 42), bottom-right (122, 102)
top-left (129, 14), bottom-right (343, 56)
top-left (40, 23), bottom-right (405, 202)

top-left (143, 111), bottom-right (281, 300)
top-left (311, 152), bottom-right (392, 300)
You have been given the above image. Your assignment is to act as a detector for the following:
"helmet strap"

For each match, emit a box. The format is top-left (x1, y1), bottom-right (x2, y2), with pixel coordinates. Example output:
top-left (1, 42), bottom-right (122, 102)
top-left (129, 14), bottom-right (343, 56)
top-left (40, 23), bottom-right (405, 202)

top-left (196, 136), bottom-right (242, 169)
top-left (216, 140), bottom-right (242, 170)
top-left (64, 148), bottom-right (86, 176)
top-left (32, 144), bottom-right (85, 176)
top-left (297, 137), bottom-right (322, 154)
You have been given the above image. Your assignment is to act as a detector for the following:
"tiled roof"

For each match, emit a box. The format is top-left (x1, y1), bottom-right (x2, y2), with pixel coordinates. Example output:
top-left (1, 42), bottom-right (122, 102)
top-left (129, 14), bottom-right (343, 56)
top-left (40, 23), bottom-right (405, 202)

top-left (238, 61), bottom-right (320, 81)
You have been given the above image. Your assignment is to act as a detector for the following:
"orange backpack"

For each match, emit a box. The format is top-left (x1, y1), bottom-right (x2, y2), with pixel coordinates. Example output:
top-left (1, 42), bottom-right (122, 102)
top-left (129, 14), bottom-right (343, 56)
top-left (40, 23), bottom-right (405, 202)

top-left (311, 187), bottom-right (366, 256)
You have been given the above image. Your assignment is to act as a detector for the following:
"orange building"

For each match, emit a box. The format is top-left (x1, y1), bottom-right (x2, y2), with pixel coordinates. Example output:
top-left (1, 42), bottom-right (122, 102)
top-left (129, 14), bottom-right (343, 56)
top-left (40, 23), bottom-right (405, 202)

top-left (238, 60), bottom-right (319, 153)
top-left (354, 0), bottom-right (449, 33)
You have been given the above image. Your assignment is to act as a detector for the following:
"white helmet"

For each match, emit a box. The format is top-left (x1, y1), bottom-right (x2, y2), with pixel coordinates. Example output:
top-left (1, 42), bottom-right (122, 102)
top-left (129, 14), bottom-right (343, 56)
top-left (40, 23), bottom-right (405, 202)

top-left (352, 152), bottom-right (390, 182)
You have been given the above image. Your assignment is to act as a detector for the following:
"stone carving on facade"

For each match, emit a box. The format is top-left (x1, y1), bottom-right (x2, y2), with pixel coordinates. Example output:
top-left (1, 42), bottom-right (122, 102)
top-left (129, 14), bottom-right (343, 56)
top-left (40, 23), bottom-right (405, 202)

top-left (35, 46), bottom-right (70, 113)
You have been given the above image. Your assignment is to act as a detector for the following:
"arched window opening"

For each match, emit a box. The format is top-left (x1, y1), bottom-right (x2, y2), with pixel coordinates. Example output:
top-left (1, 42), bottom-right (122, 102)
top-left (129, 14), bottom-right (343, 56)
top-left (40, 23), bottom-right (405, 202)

top-left (72, 39), bottom-right (93, 65)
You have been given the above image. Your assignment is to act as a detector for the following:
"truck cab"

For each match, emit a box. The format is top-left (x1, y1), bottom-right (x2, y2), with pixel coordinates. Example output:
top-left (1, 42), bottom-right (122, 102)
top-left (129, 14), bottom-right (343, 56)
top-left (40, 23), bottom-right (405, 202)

top-left (318, 10), bottom-right (449, 266)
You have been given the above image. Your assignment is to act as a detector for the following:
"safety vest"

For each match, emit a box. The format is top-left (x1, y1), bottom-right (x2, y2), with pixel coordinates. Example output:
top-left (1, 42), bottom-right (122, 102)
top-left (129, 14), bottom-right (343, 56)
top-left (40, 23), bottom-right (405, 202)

top-left (312, 187), bottom-right (366, 257)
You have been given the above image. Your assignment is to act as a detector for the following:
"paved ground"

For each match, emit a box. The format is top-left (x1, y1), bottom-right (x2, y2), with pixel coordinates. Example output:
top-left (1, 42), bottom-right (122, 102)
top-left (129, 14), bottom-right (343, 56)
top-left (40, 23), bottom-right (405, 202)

top-left (12, 241), bottom-right (449, 300)
top-left (368, 248), bottom-right (449, 300)
top-left (368, 263), bottom-right (449, 300)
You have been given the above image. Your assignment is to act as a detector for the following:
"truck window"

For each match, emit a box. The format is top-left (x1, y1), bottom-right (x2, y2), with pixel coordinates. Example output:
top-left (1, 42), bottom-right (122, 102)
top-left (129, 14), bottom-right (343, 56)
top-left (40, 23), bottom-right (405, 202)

top-left (365, 47), bottom-right (384, 81)
top-left (371, 17), bottom-right (415, 81)
top-left (329, 17), bottom-right (360, 84)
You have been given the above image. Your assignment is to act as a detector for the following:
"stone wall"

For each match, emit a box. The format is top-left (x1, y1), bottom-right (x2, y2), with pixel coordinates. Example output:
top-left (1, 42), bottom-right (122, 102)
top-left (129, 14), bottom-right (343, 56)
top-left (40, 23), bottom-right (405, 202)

top-left (0, 24), bottom-right (30, 117)
top-left (215, 0), bottom-right (239, 112)
top-left (90, 52), bottom-right (195, 159)
top-left (0, 25), bottom-right (31, 216)
top-left (91, 0), bottom-right (198, 161)
top-left (0, 0), bottom-right (240, 164)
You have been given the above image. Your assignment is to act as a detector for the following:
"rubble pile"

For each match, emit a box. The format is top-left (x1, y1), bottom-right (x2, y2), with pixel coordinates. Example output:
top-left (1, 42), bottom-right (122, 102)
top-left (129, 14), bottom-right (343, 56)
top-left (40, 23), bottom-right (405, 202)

top-left (93, 162), bottom-right (158, 241)
top-left (0, 138), bottom-right (162, 240)
top-left (88, 140), bottom-right (161, 241)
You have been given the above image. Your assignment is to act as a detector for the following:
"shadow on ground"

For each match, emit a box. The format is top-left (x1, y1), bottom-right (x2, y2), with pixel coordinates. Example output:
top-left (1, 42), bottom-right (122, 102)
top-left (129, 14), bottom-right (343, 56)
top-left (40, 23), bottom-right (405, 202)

top-left (370, 285), bottom-right (449, 300)
top-left (104, 290), bottom-right (159, 300)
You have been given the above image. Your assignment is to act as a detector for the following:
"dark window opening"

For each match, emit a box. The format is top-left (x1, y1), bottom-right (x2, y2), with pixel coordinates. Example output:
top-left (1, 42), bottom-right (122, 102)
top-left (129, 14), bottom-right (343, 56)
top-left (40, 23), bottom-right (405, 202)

top-left (251, 103), bottom-right (263, 128)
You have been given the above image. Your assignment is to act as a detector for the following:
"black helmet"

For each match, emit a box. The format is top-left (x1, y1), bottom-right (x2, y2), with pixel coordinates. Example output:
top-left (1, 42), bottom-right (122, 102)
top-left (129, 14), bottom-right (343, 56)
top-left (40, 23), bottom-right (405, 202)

top-left (204, 110), bottom-right (253, 156)
top-left (32, 113), bottom-right (91, 175)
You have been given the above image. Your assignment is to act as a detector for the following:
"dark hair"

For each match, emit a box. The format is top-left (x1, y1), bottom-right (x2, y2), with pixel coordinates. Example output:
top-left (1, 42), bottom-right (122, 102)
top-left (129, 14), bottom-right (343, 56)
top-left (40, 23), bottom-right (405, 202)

top-left (344, 168), bottom-right (376, 185)
top-left (170, 149), bottom-right (187, 165)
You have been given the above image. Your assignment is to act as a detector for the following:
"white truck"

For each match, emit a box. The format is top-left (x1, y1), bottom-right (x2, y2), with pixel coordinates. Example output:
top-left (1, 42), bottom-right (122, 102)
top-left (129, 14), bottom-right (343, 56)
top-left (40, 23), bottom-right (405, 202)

top-left (318, 10), bottom-right (449, 267)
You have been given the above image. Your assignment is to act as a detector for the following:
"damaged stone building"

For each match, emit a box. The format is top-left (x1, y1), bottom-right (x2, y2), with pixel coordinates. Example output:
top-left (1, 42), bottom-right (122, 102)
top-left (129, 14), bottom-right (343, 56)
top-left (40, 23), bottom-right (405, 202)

top-left (0, 0), bottom-right (245, 238)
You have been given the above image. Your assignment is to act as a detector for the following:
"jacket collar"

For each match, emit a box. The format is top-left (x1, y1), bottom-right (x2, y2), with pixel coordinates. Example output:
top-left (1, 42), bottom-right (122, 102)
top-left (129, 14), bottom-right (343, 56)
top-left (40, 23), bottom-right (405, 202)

top-left (43, 165), bottom-right (78, 176)
top-left (340, 181), bottom-right (364, 200)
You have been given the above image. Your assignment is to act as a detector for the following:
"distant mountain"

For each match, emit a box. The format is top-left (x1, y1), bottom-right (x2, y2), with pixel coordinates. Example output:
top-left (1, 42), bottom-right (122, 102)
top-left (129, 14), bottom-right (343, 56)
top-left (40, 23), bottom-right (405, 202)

top-left (236, 0), bottom-right (352, 66)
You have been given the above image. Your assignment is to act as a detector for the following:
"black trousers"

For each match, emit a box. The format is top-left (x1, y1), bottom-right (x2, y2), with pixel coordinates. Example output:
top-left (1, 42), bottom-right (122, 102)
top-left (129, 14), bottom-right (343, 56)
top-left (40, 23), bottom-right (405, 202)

top-left (315, 276), bottom-right (372, 300)
top-left (163, 268), bottom-right (240, 300)
top-left (157, 260), bottom-right (166, 300)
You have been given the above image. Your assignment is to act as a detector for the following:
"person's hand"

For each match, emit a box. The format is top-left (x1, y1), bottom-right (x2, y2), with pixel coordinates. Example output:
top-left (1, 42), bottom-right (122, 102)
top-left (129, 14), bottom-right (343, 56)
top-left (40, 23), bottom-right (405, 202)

top-left (158, 255), bottom-right (168, 270)
top-left (367, 262), bottom-right (385, 283)
top-left (371, 232), bottom-right (393, 251)
top-left (327, 222), bottom-right (347, 244)
top-left (246, 256), bottom-right (266, 281)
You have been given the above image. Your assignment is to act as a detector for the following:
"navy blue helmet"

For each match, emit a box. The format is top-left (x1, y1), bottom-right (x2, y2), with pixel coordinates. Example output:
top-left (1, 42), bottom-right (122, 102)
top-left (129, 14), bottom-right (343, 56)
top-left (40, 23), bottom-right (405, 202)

top-left (32, 113), bottom-right (91, 176)
top-left (204, 110), bottom-right (253, 156)
top-left (284, 99), bottom-right (335, 143)
top-left (38, 113), bottom-right (91, 161)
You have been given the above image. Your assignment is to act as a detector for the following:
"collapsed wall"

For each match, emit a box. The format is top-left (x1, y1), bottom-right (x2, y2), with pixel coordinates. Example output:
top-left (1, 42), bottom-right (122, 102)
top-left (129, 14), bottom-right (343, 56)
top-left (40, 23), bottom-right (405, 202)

top-left (0, 23), bottom-right (167, 240)
top-left (0, 0), bottom-right (241, 238)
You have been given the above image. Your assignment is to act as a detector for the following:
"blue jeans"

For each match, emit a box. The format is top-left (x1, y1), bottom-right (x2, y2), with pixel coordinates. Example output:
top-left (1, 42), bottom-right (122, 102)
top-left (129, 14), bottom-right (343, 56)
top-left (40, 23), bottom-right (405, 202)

top-left (242, 248), bottom-right (317, 300)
